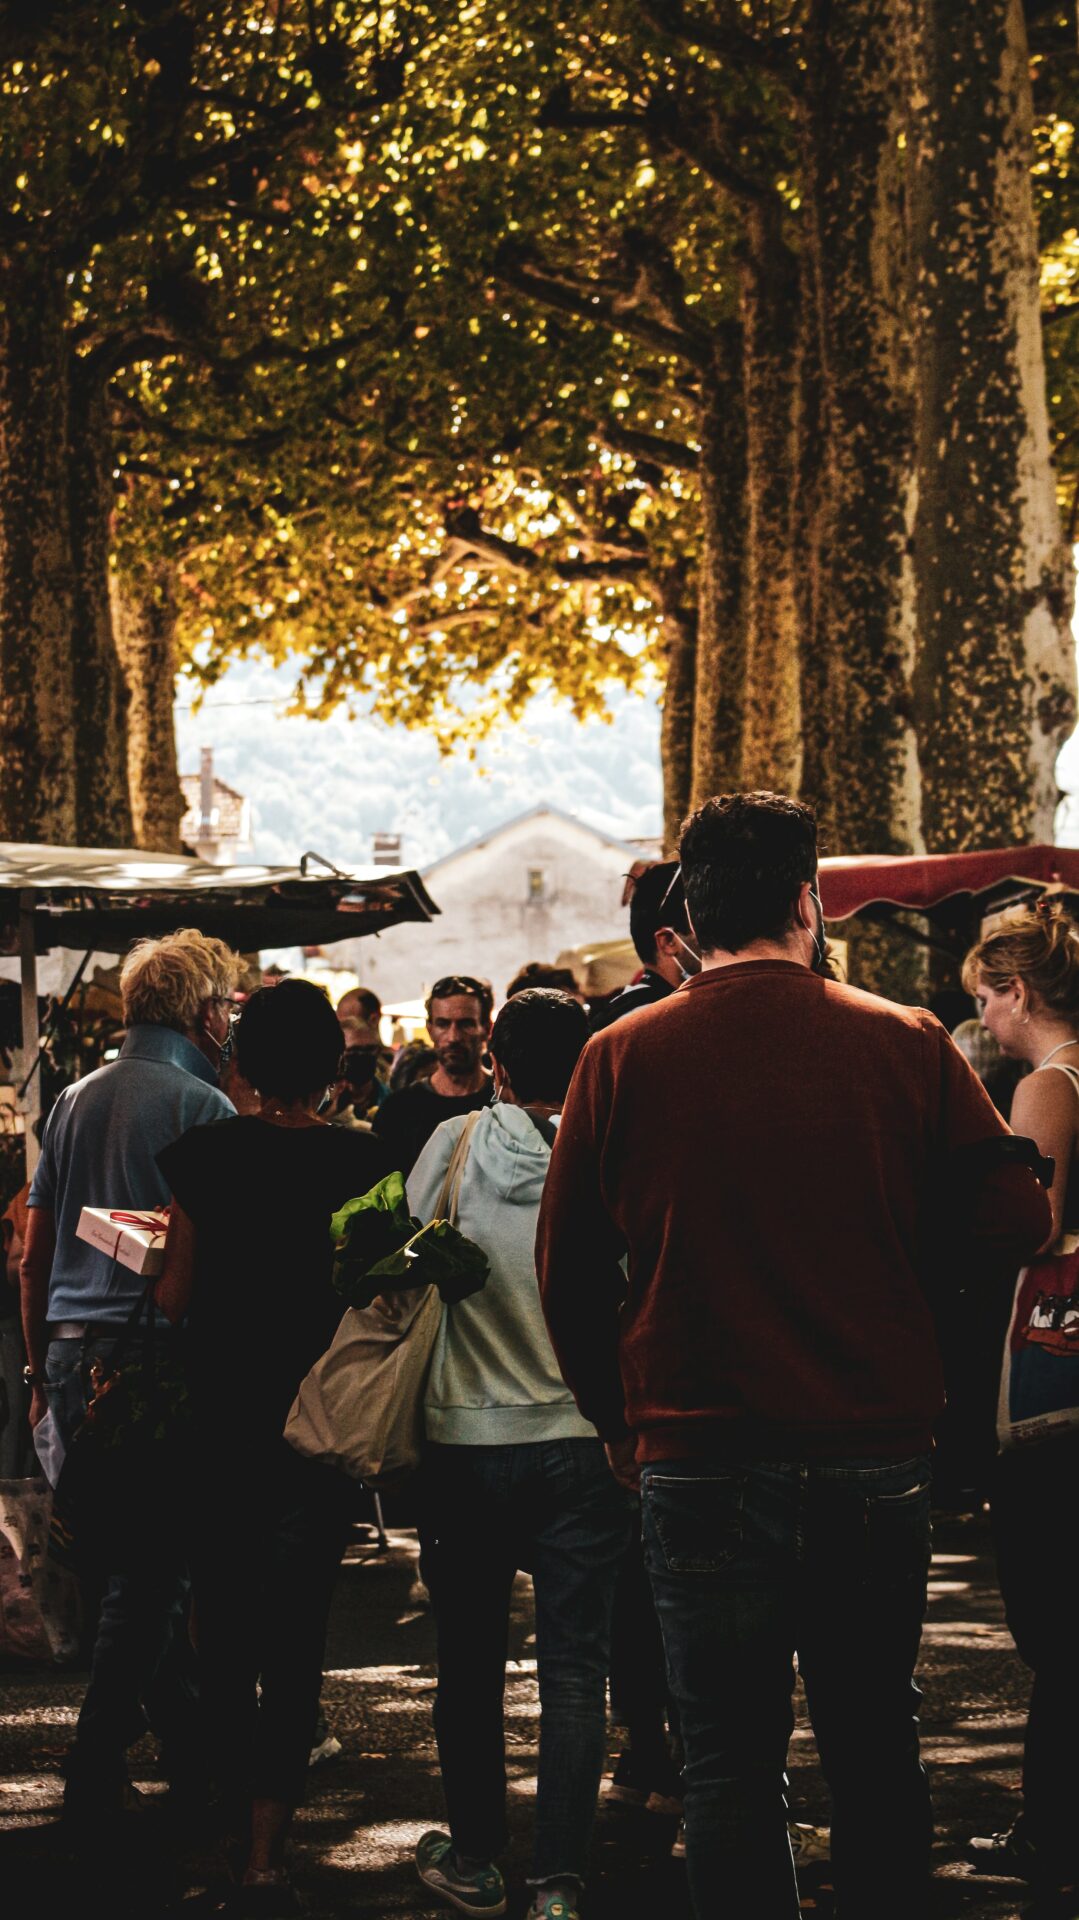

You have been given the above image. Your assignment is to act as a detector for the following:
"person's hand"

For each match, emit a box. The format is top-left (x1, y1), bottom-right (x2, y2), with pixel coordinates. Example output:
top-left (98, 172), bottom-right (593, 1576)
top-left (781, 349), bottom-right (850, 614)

top-left (605, 1433), bottom-right (640, 1492)
top-left (28, 1385), bottom-right (49, 1431)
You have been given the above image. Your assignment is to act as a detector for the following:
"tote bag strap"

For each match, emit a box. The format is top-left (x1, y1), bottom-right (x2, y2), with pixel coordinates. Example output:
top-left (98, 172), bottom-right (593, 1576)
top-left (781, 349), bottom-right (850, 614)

top-left (433, 1109), bottom-right (483, 1226)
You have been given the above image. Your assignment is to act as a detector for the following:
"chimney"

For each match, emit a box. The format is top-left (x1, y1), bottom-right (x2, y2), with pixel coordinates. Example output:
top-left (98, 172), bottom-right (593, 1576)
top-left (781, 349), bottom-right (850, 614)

top-left (198, 747), bottom-right (215, 844)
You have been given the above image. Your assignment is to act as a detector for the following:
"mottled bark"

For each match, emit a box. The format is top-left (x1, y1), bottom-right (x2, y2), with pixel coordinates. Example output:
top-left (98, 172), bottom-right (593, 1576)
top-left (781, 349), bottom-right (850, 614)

top-left (739, 207), bottom-right (802, 794)
top-left (799, 0), bottom-right (920, 857)
top-left (656, 563), bottom-right (698, 852)
top-left (902, 0), bottom-right (1075, 851)
top-left (112, 561), bottom-right (185, 853)
top-left (68, 367), bottom-right (132, 846)
top-left (0, 267), bottom-right (77, 842)
top-left (690, 334), bottom-right (748, 809)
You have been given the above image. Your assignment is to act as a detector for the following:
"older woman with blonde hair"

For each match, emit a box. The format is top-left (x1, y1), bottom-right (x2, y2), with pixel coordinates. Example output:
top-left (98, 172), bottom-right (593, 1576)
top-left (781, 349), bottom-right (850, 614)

top-left (962, 901), bottom-right (1079, 1895)
top-left (20, 926), bottom-right (241, 1826)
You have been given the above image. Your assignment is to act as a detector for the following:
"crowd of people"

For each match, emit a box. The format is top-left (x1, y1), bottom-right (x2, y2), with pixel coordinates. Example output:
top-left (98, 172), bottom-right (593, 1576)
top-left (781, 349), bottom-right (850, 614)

top-left (5, 786), bottom-right (1079, 1918)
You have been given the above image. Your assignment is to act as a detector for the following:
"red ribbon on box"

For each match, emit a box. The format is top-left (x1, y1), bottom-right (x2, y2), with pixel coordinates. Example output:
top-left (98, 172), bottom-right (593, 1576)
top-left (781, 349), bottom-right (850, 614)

top-left (108, 1210), bottom-right (168, 1233)
top-left (103, 1210), bottom-right (167, 1266)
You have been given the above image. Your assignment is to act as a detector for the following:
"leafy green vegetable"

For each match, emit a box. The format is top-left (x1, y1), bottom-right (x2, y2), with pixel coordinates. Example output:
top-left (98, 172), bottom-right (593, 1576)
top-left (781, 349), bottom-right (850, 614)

top-left (331, 1175), bottom-right (489, 1308)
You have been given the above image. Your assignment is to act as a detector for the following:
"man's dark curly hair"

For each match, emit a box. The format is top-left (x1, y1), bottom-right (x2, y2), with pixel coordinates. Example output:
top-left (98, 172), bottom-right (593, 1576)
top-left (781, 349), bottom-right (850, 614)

top-left (679, 792), bottom-right (818, 954)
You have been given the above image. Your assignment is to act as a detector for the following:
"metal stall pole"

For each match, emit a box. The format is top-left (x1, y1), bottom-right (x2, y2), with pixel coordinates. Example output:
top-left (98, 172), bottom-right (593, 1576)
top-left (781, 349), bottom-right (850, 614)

top-left (17, 891), bottom-right (41, 1179)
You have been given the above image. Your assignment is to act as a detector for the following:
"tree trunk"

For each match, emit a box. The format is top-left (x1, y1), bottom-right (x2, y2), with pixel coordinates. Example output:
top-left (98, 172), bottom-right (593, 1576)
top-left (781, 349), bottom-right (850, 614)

top-left (0, 266), bottom-right (77, 843)
top-left (799, 0), bottom-right (921, 858)
top-left (739, 206), bottom-right (803, 795)
top-left (902, 0), bottom-right (1075, 851)
top-left (656, 563), bottom-right (698, 852)
top-left (68, 366), bottom-right (133, 846)
top-left (690, 333), bottom-right (748, 809)
top-left (112, 561), bottom-right (186, 853)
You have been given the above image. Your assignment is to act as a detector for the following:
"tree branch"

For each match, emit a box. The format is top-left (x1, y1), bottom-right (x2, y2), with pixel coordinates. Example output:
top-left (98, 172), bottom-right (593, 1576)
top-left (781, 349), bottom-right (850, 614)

top-left (443, 506), bottom-right (650, 581)
top-left (494, 242), bottom-right (712, 368)
top-left (639, 0), bottom-right (803, 91)
top-left (598, 421), bottom-right (700, 469)
top-left (540, 82), bottom-right (771, 204)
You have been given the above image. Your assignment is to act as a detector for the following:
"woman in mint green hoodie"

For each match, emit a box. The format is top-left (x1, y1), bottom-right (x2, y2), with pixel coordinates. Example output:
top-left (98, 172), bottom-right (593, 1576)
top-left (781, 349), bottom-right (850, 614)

top-left (407, 989), bottom-right (634, 1920)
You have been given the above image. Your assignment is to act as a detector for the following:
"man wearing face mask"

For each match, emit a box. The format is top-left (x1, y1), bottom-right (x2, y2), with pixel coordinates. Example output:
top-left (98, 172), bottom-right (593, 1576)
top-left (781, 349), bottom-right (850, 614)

top-left (20, 928), bottom-right (240, 1826)
top-left (590, 861), bottom-right (700, 1032)
top-left (538, 791), bottom-right (1051, 1920)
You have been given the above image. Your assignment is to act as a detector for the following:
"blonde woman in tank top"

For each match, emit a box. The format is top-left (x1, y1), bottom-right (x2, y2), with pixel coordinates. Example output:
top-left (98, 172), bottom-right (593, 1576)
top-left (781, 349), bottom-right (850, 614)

top-left (961, 901), bottom-right (1079, 1893)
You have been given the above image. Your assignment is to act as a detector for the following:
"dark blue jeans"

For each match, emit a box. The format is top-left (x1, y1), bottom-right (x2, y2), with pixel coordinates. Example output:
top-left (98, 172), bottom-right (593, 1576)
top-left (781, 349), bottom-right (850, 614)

top-left (426, 1438), bottom-right (634, 1886)
top-left (46, 1333), bottom-right (198, 1786)
top-left (642, 1454), bottom-right (933, 1920)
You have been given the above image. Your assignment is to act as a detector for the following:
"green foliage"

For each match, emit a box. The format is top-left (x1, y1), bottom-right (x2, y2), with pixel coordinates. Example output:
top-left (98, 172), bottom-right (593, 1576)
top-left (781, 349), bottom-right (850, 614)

top-left (331, 1169), bottom-right (489, 1306)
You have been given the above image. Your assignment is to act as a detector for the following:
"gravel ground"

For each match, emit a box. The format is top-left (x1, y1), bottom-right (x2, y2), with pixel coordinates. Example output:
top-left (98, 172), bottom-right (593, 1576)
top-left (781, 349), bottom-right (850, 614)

top-left (0, 1509), bottom-right (1072, 1918)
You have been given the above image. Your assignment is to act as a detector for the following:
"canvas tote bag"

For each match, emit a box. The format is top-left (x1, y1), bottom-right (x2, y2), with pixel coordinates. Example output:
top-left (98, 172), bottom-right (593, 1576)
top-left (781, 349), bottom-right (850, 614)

top-left (285, 1111), bottom-right (482, 1484)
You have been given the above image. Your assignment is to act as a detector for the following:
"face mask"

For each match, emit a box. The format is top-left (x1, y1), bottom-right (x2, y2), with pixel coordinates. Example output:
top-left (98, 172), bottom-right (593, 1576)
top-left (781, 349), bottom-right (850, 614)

top-left (806, 888), bottom-right (829, 975)
top-left (203, 1020), bottom-right (234, 1073)
top-left (672, 933), bottom-right (702, 982)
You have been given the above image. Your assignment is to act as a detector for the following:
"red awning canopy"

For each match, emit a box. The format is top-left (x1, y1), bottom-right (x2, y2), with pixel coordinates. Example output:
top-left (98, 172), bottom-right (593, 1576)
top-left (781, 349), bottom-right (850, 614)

top-left (817, 844), bottom-right (1079, 923)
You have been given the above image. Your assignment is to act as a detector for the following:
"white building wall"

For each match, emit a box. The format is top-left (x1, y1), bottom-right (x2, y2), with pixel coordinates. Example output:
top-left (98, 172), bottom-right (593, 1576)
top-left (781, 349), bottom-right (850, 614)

top-left (339, 812), bottom-right (641, 1008)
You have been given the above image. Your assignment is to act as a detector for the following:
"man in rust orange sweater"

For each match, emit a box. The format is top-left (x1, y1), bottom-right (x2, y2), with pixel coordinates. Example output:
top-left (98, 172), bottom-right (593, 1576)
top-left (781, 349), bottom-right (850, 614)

top-left (536, 791), bottom-right (1050, 1920)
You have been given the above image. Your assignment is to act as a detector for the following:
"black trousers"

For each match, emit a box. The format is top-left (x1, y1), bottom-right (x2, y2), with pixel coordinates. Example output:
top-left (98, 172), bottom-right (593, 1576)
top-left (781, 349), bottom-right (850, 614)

top-left (992, 1433), bottom-right (1079, 1877)
top-left (189, 1444), bottom-right (351, 1808)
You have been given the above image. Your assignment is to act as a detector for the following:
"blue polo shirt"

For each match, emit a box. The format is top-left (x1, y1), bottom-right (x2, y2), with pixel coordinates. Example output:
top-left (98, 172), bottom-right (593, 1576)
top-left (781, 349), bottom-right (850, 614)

top-left (28, 1025), bottom-right (234, 1325)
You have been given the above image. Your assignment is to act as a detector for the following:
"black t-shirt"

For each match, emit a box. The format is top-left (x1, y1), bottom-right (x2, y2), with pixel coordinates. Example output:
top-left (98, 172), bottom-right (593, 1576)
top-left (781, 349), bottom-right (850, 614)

top-left (374, 1079), bottom-right (492, 1177)
top-left (158, 1115), bottom-right (386, 1445)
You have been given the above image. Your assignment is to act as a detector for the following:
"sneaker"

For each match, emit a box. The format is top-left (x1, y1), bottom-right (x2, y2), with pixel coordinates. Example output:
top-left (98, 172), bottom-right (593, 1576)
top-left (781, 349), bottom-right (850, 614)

top-left (789, 1821), bottom-right (831, 1865)
top-left (529, 1894), bottom-right (580, 1920)
top-left (415, 1831), bottom-right (507, 1916)
top-left (967, 1825), bottom-right (1076, 1888)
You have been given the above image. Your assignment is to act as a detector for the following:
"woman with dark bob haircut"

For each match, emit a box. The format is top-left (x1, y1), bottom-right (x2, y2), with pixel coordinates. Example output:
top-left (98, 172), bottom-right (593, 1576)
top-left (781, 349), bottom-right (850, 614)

top-left (156, 979), bottom-right (386, 1912)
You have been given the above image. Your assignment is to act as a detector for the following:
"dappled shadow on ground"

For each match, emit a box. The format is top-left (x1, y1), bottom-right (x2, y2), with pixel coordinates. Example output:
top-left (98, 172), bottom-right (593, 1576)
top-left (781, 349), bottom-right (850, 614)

top-left (0, 1514), bottom-right (1074, 1917)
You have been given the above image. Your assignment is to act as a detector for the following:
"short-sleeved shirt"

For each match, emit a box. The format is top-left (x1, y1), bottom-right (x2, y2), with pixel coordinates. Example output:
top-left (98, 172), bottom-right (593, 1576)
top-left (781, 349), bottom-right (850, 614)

top-left (157, 1116), bottom-right (387, 1447)
top-left (374, 1080), bottom-right (492, 1177)
top-left (28, 1025), bottom-right (234, 1326)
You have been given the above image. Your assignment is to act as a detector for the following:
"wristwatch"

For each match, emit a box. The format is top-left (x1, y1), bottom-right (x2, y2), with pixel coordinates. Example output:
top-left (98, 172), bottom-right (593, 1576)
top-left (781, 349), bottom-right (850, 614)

top-left (22, 1365), bottom-right (47, 1389)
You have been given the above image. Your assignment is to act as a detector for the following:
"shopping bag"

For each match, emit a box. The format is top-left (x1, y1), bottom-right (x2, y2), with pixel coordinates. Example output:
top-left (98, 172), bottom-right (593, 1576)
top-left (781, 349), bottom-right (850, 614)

top-left (285, 1111), bottom-right (483, 1485)
top-left (0, 1478), bottom-right (81, 1662)
top-left (998, 1233), bottom-right (1079, 1448)
top-left (284, 1283), bottom-right (442, 1484)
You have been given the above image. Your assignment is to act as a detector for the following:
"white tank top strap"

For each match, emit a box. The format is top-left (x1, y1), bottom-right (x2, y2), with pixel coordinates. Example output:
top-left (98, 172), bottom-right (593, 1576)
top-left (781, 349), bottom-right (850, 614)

top-left (1036, 1060), bottom-right (1079, 1097)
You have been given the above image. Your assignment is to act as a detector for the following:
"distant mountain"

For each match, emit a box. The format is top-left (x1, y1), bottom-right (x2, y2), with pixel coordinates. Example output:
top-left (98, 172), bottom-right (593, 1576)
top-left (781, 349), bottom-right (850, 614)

top-left (174, 656), bottom-right (663, 871)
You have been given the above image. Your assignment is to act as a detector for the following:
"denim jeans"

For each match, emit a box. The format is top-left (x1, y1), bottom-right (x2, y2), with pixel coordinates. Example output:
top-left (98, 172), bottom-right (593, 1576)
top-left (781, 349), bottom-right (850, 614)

top-left (426, 1438), bottom-right (635, 1886)
top-left (991, 1434), bottom-right (1079, 1878)
top-left (641, 1454), bottom-right (933, 1920)
top-left (45, 1333), bottom-right (198, 1786)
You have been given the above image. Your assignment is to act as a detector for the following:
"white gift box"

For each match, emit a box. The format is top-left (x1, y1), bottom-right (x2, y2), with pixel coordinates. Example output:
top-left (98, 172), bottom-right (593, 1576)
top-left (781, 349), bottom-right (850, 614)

top-left (76, 1206), bottom-right (169, 1276)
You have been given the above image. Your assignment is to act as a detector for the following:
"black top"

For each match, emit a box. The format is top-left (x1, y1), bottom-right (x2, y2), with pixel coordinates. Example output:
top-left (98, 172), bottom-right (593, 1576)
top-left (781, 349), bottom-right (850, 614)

top-left (158, 1116), bottom-right (386, 1446)
top-left (373, 1079), bottom-right (492, 1177)
top-left (589, 968), bottom-right (673, 1033)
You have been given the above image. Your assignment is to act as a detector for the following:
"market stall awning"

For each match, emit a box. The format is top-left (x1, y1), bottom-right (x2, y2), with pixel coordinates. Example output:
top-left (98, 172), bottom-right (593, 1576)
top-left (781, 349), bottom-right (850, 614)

top-left (817, 844), bottom-right (1079, 923)
top-left (0, 842), bottom-right (439, 954)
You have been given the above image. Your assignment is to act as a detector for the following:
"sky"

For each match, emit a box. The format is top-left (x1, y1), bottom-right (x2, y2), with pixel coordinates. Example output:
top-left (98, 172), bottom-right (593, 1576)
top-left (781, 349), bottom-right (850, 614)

top-left (176, 644), bottom-right (1079, 873)
top-left (174, 656), bottom-right (664, 871)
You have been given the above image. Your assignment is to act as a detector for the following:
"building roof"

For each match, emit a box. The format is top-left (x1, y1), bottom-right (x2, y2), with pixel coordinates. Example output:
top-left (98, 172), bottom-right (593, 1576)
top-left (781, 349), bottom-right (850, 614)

top-left (422, 804), bottom-right (653, 879)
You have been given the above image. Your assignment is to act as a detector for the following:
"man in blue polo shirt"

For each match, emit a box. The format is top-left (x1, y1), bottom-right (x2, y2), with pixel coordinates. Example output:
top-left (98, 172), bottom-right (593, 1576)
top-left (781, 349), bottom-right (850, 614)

top-left (21, 927), bottom-right (240, 1823)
